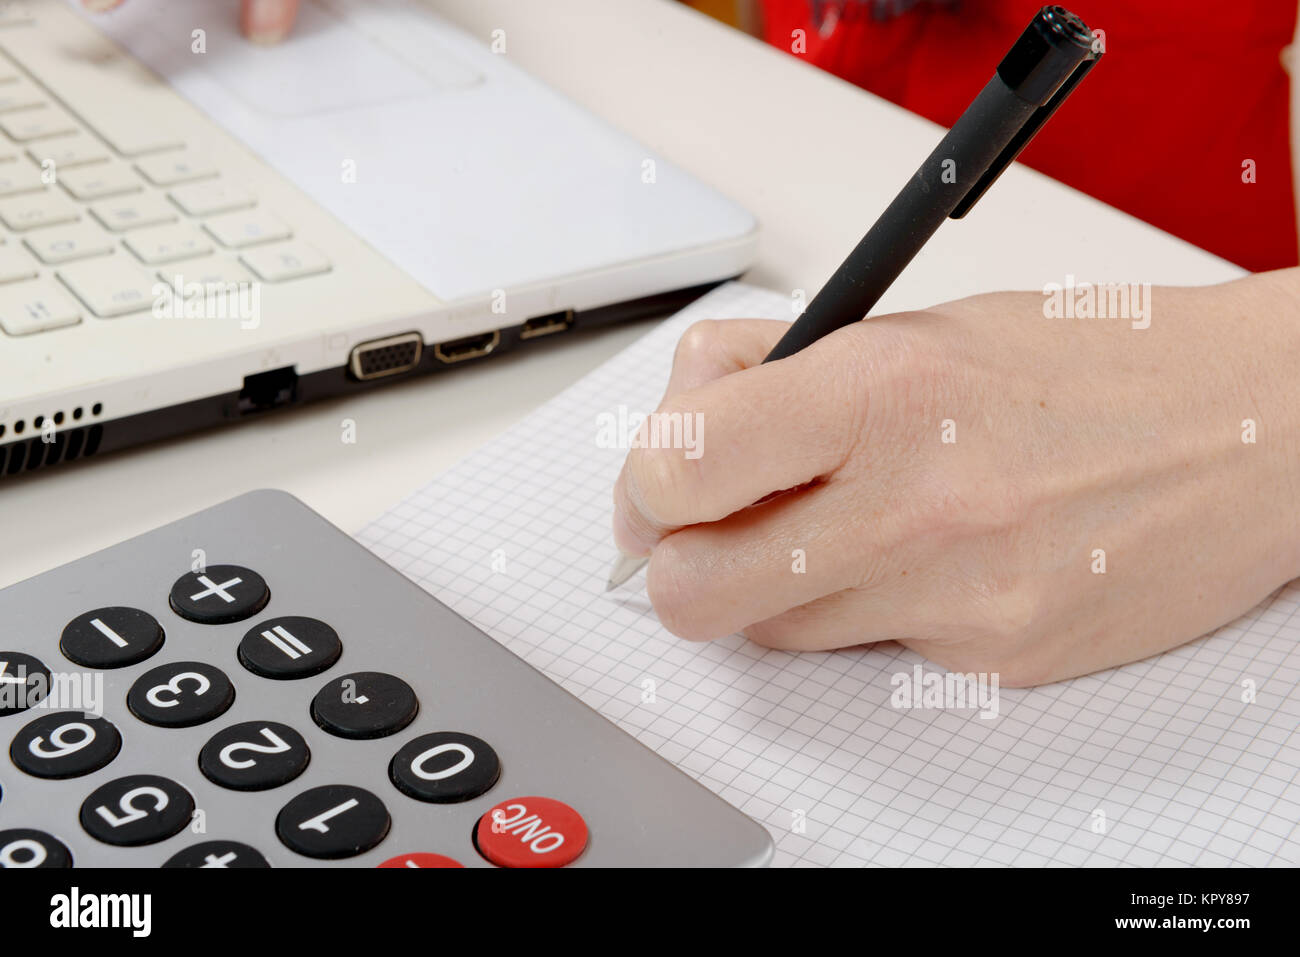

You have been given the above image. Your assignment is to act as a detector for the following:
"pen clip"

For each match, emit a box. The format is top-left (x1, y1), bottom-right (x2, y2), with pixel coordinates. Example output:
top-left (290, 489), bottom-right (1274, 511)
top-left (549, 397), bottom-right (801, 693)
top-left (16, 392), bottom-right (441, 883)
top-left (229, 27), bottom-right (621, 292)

top-left (949, 51), bottom-right (1101, 221)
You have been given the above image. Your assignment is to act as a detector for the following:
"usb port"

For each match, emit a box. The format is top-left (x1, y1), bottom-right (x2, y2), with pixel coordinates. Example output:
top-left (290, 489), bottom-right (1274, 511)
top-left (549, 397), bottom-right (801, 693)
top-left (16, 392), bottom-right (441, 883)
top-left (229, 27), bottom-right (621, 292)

top-left (520, 309), bottom-right (574, 340)
top-left (434, 330), bottom-right (500, 364)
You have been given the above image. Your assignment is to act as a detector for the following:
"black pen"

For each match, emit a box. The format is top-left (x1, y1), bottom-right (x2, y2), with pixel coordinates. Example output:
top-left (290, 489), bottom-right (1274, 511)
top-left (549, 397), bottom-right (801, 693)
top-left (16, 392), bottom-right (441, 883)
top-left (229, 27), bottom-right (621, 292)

top-left (608, 5), bottom-right (1103, 590)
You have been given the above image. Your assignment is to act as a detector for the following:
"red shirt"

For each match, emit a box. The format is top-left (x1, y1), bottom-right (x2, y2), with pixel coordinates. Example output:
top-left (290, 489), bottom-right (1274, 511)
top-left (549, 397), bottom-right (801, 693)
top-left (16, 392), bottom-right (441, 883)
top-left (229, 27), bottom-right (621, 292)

top-left (760, 1), bottom-right (1297, 271)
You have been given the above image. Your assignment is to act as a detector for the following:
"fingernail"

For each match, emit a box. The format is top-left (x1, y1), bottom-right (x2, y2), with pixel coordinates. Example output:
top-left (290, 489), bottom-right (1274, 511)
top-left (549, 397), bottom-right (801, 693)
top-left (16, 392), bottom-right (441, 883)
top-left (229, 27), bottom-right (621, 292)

top-left (82, 0), bottom-right (121, 13)
top-left (243, 0), bottom-right (292, 44)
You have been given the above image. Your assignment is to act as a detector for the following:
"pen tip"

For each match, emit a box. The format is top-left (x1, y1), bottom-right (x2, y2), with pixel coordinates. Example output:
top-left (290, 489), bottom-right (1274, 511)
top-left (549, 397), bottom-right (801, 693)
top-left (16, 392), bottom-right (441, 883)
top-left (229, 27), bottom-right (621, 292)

top-left (606, 553), bottom-right (649, 591)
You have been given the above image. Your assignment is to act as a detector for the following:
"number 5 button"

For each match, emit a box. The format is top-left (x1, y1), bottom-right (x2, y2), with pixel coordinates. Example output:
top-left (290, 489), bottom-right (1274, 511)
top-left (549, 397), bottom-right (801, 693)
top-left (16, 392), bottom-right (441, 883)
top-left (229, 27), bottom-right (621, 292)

top-left (60, 607), bottom-right (164, 669)
top-left (127, 661), bottom-right (235, 728)
top-left (80, 774), bottom-right (195, 846)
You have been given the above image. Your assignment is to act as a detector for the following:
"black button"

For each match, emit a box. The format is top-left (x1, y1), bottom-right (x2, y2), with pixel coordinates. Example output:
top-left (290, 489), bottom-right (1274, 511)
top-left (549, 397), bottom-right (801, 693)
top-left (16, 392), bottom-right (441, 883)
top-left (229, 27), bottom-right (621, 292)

top-left (60, 608), bottom-right (164, 669)
top-left (127, 661), bottom-right (235, 728)
top-left (0, 828), bottom-right (73, 868)
top-left (0, 652), bottom-right (51, 717)
top-left (80, 774), bottom-right (195, 846)
top-left (162, 840), bottom-right (271, 868)
top-left (10, 712), bottom-right (121, 779)
top-left (389, 731), bottom-right (501, 804)
top-left (275, 784), bottom-right (390, 859)
top-left (238, 616), bottom-right (341, 680)
top-left (199, 720), bottom-right (310, 791)
top-left (311, 672), bottom-right (418, 740)
top-left (169, 565), bottom-right (269, 624)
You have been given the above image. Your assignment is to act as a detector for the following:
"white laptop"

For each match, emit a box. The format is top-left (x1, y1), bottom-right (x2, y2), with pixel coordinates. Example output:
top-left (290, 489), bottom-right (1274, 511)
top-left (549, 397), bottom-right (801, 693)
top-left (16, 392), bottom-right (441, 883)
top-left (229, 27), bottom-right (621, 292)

top-left (0, 0), bottom-right (756, 475)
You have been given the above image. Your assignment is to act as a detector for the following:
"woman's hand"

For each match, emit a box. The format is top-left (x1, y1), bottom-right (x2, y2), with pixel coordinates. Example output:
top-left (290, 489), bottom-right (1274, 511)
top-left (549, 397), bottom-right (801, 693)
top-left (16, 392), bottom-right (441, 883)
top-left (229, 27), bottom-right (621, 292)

top-left (83, 0), bottom-right (301, 44)
top-left (612, 270), bottom-right (1300, 686)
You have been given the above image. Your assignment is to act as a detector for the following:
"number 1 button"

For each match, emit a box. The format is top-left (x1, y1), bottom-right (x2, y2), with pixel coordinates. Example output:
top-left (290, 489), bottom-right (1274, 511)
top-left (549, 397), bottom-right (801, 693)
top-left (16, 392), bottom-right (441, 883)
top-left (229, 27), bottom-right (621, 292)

top-left (60, 607), bottom-right (163, 669)
top-left (275, 785), bottom-right (390, 859)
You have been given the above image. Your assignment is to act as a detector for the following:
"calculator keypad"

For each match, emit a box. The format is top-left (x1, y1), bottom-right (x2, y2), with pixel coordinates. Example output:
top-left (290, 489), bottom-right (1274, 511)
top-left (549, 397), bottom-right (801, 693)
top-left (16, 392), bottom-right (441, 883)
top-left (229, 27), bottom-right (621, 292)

top-left (60, 607), bottom-right (164, 669)
top-left (127, 661), bottom-right (235, 728)
top-left (199, 720), bottom-right (311, 791)
top-left (79, 774), bottom-right (195, 846)
top-left (311, 671), bottom-right (418, 740)
top-left (238, 615), bottom-right (342, 679)
top-left (275, 784), bottom-right (390, 859)
top-left (10, 712), bottom-right (121, 779)
top-left (3, 553), bottom-right (592, 867)
top-left (169, 565), bottom-right (269, 624)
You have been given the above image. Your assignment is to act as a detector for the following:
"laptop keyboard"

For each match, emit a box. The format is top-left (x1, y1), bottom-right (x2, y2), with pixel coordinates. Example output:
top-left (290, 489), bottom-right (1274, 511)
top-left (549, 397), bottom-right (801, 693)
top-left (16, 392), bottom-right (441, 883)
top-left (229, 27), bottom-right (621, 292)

top-left (0, 50), bottom-right (332, 338)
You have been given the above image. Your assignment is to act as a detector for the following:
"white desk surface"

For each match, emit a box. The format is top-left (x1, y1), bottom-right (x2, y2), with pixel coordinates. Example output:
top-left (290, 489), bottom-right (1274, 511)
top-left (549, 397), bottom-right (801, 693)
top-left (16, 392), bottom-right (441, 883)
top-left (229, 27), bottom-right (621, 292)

top-left (0, 0), bottom-right (1242, 589)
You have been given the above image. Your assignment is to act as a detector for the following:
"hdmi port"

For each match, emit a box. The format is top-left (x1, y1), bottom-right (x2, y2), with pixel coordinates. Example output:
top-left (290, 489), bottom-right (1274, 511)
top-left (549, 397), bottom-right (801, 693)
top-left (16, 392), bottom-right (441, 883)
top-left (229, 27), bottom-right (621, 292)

top-left (434, 330), bottom-right (500, 364)
top-left (520, 309), bottom-right (574, 340)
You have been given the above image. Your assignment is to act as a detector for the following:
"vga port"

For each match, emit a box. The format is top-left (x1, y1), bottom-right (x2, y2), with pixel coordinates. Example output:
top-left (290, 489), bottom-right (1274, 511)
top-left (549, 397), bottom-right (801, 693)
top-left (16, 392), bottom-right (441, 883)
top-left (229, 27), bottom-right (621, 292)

top-left (349, 332), bottom-right (423, 380)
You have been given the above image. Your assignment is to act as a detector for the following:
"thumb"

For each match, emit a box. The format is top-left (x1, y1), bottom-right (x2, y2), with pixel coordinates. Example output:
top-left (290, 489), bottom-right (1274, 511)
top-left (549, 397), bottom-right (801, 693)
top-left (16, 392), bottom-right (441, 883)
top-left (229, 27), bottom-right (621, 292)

top-left (241, 0), bottom-right (300, 44)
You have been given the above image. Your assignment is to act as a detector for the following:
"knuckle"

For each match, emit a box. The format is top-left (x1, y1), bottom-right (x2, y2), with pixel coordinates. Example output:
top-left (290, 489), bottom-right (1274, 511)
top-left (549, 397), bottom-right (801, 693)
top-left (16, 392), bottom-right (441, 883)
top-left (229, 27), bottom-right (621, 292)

top-left (673, 319), bottom-right (725, 367)
top-left (645, 540), bottom-right (711, 640)
top-left (624, 443), bottom-right (696, 527)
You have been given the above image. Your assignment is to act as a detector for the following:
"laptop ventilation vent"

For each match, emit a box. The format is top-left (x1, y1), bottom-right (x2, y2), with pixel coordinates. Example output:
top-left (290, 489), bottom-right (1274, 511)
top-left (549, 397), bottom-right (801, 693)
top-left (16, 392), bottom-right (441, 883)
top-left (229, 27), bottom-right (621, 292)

top-left (0, 424), bottom-right (104, 478)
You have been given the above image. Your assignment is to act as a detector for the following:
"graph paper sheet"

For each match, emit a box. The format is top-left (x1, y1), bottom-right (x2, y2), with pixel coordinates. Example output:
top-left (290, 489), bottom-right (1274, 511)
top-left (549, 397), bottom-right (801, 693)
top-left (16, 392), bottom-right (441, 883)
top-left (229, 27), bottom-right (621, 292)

top-left (357, 282), bottom-right (1300, 867)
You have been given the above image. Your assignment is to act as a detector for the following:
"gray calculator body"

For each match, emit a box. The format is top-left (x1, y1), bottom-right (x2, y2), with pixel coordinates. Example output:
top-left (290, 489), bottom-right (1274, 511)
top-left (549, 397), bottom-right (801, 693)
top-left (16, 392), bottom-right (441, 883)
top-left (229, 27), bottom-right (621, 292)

top-left (0, 490), bottom-right (773, 867)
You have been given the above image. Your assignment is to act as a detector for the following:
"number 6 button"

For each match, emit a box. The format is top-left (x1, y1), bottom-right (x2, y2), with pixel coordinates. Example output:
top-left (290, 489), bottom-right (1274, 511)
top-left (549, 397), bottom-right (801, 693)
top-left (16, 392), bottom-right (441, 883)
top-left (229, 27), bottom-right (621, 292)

top-left (10, 712), bottom-right (121, 779)
top-left (80, 774), bottom-right (195, 846)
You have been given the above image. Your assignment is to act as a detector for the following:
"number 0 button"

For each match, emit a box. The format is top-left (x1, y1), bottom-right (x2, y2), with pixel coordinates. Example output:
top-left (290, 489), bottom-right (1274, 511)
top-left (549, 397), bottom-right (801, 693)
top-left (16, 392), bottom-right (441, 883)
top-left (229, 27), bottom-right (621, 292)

top-left (276, 784), bottom-right (390, 859)
top-left (80, 774), bottom-right (195, 846)
top-left (128, 661), bottom-right (235, 728)
top-left (169, 565), bottom-right (269, 624)
top-left (10, 712), bottom-right (121, 779)
top-left (61, 607), bottom-right (164, 669)
top-left (0, 829), bottom-right (73, 868)
top-left (312, 672), bottom-right (418, 739)
top-left (199, 720), bottom-right (310, 791)
top-left (389, 731), bottom-right (500, 803)
top-left (239, 616), bottom-right (341, 679)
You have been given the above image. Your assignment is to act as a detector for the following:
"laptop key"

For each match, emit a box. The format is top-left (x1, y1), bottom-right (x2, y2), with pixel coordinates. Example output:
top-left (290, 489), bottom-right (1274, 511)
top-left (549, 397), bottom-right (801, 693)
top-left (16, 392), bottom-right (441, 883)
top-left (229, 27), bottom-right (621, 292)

top-left (89, 194), bottom-right (177, 232)
top-left (57, 257), bottom-right (158, 317)
top-left (0, 84), bottom-right (42, 113)
top-left (29, 136), bottom-right (111, 169)
top-left (204, 209), bottom-right (291, 249)
top-left (124, 224), bottom-right (213, 265)
top-left (240, 241), bottom-right (330, 282)
top-left (23, 224), bottom-right (115, 265)
top-left (0, 107), bottom-right (76, 142)
top-left (0, 192), bottom-right (78, 231)
top-left (0, 158), bottom-right (43, 197)
top-left (155, 255), bottom-right (253, 290)
top-left (135, 152), bottom-right (217, 187)
top-left (0, 244), bottom-right (38, 283)
top-left (58, 164), bottom-right (142, 201)
top-left (167, 181), bottom-right (255, 217)
top-left (0, 279), bottom-right (81, 335)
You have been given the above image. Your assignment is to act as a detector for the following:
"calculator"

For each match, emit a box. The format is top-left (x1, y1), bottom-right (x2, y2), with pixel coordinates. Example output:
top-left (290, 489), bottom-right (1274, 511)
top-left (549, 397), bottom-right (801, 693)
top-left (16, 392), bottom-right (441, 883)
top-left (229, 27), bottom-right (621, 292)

top-left (0, 490), bottom-right (773, 867)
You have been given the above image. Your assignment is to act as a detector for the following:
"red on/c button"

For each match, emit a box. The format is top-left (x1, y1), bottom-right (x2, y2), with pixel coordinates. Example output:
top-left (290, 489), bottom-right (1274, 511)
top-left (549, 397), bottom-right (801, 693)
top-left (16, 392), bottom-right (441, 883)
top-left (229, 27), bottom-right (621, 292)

top-left (475, 796), bottom-right (588, 868)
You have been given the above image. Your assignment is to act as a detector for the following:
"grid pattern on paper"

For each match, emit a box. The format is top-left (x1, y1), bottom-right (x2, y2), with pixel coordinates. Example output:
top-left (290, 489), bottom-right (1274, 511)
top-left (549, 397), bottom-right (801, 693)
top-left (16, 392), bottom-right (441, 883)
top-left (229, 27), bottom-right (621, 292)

top-left (356, 283), bottom-right (1300, 867)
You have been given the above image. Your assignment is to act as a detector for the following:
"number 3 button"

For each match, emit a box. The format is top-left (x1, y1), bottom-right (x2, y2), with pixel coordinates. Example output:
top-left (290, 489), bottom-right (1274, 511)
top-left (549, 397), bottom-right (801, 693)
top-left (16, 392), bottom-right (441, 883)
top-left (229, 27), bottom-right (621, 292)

top-left (80, 775), bottom-right (195, 846)
top-left (128, 661), bottom-right (235, 728)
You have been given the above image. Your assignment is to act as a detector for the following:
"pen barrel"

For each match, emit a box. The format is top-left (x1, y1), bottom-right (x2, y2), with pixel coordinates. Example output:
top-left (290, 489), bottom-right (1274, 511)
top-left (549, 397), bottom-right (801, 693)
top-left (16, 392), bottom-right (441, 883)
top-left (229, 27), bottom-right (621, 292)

top-left (764, 75), bottom-right (1038, 363)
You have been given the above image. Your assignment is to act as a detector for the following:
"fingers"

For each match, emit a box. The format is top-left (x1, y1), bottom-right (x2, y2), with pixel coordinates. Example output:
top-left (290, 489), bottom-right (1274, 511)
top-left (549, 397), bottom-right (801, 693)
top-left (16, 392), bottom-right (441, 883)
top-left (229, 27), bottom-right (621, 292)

top-left (241, 0), bottom-right (300, 44)
top-left (81, 1), bottom-right (125, 11)
top-left (661, 318), bottom-right (790, 402)
top-left (612, 323), bottom-right (873, 555)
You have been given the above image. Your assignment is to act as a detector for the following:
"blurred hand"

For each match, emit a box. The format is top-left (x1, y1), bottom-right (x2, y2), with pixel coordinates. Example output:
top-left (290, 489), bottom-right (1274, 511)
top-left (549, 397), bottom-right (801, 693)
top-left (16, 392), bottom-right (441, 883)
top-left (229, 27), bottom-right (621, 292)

top-left (83, 0), bottom-right (301, 44)
top-left (612, 271), bottom-right (1300, 686)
